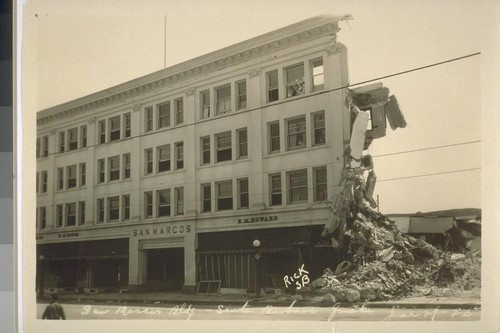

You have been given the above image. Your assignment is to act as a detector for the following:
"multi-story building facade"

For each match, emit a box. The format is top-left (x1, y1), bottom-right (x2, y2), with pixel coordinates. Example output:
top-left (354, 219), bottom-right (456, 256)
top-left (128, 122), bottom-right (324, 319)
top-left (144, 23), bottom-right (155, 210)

top-left (36, 15), bottom-right (366, 294)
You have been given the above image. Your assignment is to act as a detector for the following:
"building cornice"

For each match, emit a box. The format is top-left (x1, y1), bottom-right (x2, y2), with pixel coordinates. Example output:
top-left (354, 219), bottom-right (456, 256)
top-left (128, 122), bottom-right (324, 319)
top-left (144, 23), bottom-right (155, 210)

top-left (37, 15), bottom-right (350, 125)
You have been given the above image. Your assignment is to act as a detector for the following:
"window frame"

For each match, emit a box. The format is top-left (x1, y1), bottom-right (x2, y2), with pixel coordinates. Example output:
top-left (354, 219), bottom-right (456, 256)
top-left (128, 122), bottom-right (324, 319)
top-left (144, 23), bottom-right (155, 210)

top-left (123, 153), bottom-right (131, 179)
top-left (145, 148), bottom-right (153, 175)
top-left (287, 169), bottom-right (308, 204)
top-left (201, 136), bottom-right (211, 165)
top-left (123, 112), bottom-right (131, 138)
top-left (237, 128), bottom-right (248, 159)
top-left (285, 63), bottom-right (305, 98)
top-left (41, 171), bottom-right (48, 193)
top-left (97, 158), bottom-right (105, 183)
top-left (215, 84), bottom-right (231, 115)
top-left (216, 180), bottom-right (233, 211)
top-left (79, 163), bottom-right (86, 186)
top-left (236, 80), bottom-right (247, 110)
top-left (39, 206), bottom-right (47, 229)
top-left (157, 102), bottom-right (171, 129)
top-left (312, 111), bottom-right (326, 145)
top-left (66, 165), bottom-right (77, 189)
top-left (78, 201), bottom-right (85, 225)
top-left (311, 58), bottom-right (325, 92)
top-left (108, 196), bottom-right (120, 221)
top-left (66, 202), bottom-right (76, 226)
top-left (237, 178), bottom-right (249, 209)
top-left (56, 204), bottom-right (63, 227)
top-left (269, 121), bottom-right (280, 153)
top-left (97, 198), bottom-right (105, 223)
top-left (42, 135), bottom-right (49, 157)
top-left (270, 173), bottom-right (282, 206)
top-left (80, 125), bottom-right (87, 148)
top-left (157, 145), bottom-right (171, 173)
top-left (200, 90), bottom-right (210, 119)
top-left (145, 106), bottom-right (154, 132)
top-left (98, 120), bottom-right (106, 144)
top-left (314, 167), bottom-right (328, 202)
top-left (59, 131), bottom-right (65, 153)
top-left (157, 189), bottom-right (171, 217)
top-left (108, 155), bottom-right (120, 181)
top-left (68, 127), bottom-right (78, 150)
top-left (109, 116), bottom-right (121, 141)
top-left (122, 195), bottom-right (130, 221)
top-left (267, 70), bottom-right (279, 102)
top-left (175, 187), bottom-right (184, 215)
top-left (287, 116), bottom-right (307, 150)
top-left (57, 167), bottom-right (64, 190)
top-left (175, 142), bottom-right (184, 170)
top-left (215, 131), bottom-right (232, 163)
top-left (201, 183), bottom-right (211, 213)
top-left (175, 98), bottom-right (184, 125)
top-left (144, 191), bottom-right (153, 218)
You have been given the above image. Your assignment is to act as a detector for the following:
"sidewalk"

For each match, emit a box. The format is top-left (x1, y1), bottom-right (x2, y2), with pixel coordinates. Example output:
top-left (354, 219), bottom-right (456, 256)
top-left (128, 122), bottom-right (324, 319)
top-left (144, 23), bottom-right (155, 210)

top-left (38, 290), bottom-right (481, 310)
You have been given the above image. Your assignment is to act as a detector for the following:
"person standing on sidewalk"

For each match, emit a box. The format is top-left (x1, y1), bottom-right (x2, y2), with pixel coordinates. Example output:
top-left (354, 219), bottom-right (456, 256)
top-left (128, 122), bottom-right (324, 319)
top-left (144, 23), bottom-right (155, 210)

top-left (42, 293), bottom-right (66, 320)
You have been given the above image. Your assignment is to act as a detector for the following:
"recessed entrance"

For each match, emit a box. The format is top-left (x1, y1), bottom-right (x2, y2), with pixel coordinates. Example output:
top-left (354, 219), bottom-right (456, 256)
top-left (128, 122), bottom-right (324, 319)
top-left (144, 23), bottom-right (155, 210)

top-left (145, 247), bottom-right (184, 291)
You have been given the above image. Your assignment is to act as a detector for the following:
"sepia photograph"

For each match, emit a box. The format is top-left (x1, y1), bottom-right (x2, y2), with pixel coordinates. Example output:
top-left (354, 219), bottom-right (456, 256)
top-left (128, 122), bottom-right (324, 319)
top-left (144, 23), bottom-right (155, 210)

top-left (20, 0), bottom-right (499, 332)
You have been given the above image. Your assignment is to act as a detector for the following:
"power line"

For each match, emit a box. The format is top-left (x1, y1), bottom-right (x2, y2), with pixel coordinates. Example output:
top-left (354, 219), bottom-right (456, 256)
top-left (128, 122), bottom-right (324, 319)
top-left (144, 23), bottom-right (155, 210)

top-left (371, 140), bottom-right (481, 158)
top-left (378, 167), bottom-right (481, 183)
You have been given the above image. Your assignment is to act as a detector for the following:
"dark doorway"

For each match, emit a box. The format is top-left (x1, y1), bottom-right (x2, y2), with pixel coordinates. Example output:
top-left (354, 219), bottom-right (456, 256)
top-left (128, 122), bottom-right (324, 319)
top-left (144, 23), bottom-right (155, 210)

top-left (146, 248), bottom-right (184, 291)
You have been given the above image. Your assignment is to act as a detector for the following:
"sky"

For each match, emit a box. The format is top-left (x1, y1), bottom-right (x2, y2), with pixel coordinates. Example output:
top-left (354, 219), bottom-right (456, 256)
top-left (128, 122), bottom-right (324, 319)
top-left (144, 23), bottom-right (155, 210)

top-left (23, 0), bottom-right (497, 214)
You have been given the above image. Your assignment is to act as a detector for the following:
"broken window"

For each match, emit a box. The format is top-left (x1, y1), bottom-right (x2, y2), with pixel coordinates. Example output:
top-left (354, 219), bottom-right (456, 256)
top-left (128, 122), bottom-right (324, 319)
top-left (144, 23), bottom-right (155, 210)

top-left (286, 64), bottom-right (305, 97)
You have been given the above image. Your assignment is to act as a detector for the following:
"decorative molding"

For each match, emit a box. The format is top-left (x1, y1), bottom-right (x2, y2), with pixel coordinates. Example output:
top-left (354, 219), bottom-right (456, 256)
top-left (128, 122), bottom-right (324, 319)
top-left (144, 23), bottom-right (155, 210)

top-left (132, 104), bottom-right (143, 112)
top-left (88, 117), bottom-right (96, 124)
top-left (49, 128), bottom-right (57, 135)
top-left (248, 68), bottom-right (262, 78)
top-left (184, 88), bottom-right (196, 96)
top-left (325, 43), bottom-right (342, 56)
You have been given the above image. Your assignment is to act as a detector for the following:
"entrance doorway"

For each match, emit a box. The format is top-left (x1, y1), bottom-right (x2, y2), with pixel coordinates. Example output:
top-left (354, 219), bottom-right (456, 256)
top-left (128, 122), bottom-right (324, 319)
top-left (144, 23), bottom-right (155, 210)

top-left (145, 248), bottom-right (184, 291)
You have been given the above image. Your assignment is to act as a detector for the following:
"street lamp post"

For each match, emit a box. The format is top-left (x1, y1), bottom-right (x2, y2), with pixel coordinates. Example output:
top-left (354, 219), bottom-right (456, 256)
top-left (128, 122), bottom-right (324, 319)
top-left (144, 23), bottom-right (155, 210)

top-left (253, 239), bottom-right (261, 298)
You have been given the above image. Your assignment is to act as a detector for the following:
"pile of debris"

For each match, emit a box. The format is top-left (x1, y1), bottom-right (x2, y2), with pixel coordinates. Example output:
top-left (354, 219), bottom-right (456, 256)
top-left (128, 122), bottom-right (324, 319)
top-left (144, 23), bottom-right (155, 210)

top-left (309, 87), bottom-right (480, 302)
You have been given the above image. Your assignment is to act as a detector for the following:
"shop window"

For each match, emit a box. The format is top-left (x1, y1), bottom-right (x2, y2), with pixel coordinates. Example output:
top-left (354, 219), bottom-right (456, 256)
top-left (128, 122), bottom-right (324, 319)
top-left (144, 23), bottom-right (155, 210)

top-left (39, 206), bottom-right (46, 229)
top-left (41, 171), bottom-right (48, 193)
top-left (175, 187), bottom-right (184, 215)
top-left (123, 153), bottom-right (131, 179)
top-left (157, 145), bottom-right (171, 172)
top-left (97, 159), bottom-right (105, 183)
top-left (68, 127), bottom-right (78, 150)
top-left (122, 195), bottom-right (130, 221)
top-left (108, 155), bottom-right (120, 181)
top-left (108, 196), bottom-right (120, 221)
top-left (216, 131), bottom-right (232, 162)
top-left (109, 116), bottom-right (121, 141)
top-left (144, 191), bottom-right (153, 218)
top-left (66, 165), bottom-right (77, 189)
top-left (270, 173), bottom-right (282, 206)
top-left (79, 163), bottom-right (86, 186)
top-left (123, 112), bottom-right (131, 138)
top-left (98, 120), bottom-right (106, 144)
top-left (97, 198), bottom-right (105, 223)
top-left (157, 189), bottom-right (171, 217)
top-left (238, 178), bottom-right (249, 209)
top-left (201, 183), bottom-right (211, 213)
top-left (311, 59), bottom-right (324, 92)
top-left (175, 98), bottom-right (183, 125)
top-left (175, 142), bottom-right (184, 170)
top-left (145, 106), bottom-right (153, 132)
top-left (217, 180), bottom-right (233, 211)
top-left (287, 116), bottom-right (306, 149)
top-left (200, 90), bottom-right (210, 119)
top-left (313, 112), bottom-right (326, 145)
top-left (267, 70), bottom-right (279, 102)
top-left (78, 201), bottom-right (85, 225)
top-left (80, 125), bottom-right (87, 148)
top-left (145, 148), bottom-right (153, 175)
top-left (57, 167), bottom-right (64, 190)
top-left (66, 203), bottom-right (76, 226)
top-left (286, 63), bottom-right (305, 97)
top-left (236, 80), bottom-right (247, 110)
top-left (201, 136), bottom-right (211, 165)
top-left (269, 122), bottom-right (280, 153)
top-left (42, 135), bottom-right (49, 157)
top-left (237, 128), bottom-right (248, 159)
top-left (314, 167), bottom-right (327, 202)
top-left (158, 102), bottom-right (171, 129)
top-left (59, 131), bottom-right (65, 152)
top-left (287, 169), bottom-right (308, 204)
top-left (56, 204), bottom-right (63, 227)
top-left (216, 85), bottom-right (231, 115)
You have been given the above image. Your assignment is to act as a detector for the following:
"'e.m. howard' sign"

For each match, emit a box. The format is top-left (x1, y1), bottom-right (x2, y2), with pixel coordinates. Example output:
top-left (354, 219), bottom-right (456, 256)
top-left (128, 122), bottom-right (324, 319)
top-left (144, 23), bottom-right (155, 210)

top-left (237, 215), bottom-right (278, 224)
top-left (132, 224), bottom-right (192, 237)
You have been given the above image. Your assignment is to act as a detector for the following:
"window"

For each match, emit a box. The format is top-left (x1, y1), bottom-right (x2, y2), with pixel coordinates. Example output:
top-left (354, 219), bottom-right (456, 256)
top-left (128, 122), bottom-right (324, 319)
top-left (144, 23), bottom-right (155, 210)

top-left (286, 64), bottom-right (305, 97)
top-left (175, 187), bottom-right (184, 215)
top-left (314, 167), bottom-right (327, 202)
top-left (201, 184), bottom-right (211, 213)
top-left (97, 198), bottom-right (105, 223)
top-left (362, 107), bottom-right (374, 131)
top-left (108, 196), bottom-right (119, 221)
top-left (39, 206), bottom-right (46, 229)
top-left (157, 189), bottom-right (171, 217)
top-left (97, 159), bottom-right (105, 183)
top-left (41, 171), bottom-right (48, 193)
top-left (217, 180), bottom-right (233, 211)
top-left (78, 201), bottom-right (85, 225)
top-left (36, 172), bottom-right (39, 193)
top-left (144, 191), bottom-right (153, 218)
top-left (145, 106), bottom-right (153, 132)
top-left (68, 128), bottom-right (78, 150)
top-left (123, 113), bottom-right (131, 138)
top-left (270, 174), bottom-right (282, 206)
top-left (313, 112), bottom-right (326, 145)
top-left (66, 203), bottom-right (76, 226)
top-left (42, 136), bottom-right (49, 157)
top-left (109, 116), bottom-right (121, 141)
top-left (157, 145), bottom-right (171, 172)
top-left (79, 163), bottom-right (86, 186)
top-left (175, 98), bottom-right (183, 125)
top-left (216, 132), bottom-right (232, 162)
top-left (216, 85), bottom-right (231, 115)
top-left (311, 59), bottom-right (324, 91)
top-left (67, 165), bottom-right (77, 188)
top-left (122, 195), bottom-right (130, 221)
top-left (201, 137), bottom-right (210, 165)
top-left (109, 155), bottom-right (120, 181)
top-left (57, 167), bottom-right (64, 190)
top-left (269, 122), bottom-right (280, 153)
top-left (288, 169), bottom-right (308, 203)
top-left (201, 90), bottom-right (210, 119)
top-left (237, 128), bottom-right (248, 159)
top-left (267, 70), bottom-right (279, 102)
top-left (56, 204), bottom-right (63, 227)
top-left (36, 138), bottom-right (40, 158)
top-left (145, 148), bottom-right (153, 175)
top-left (236, 80), bottom-right (247, 109)
top-left (80, 125), bottom-right (87, 148)
top-left (287, 116), bottom-right (306, 149)
top-left (98, 120), bottom-right (106, 144)
top-left (175, 142), bottom-right (184, 170)
top-left (123, 153), bottom-right (131, 179)
top-left (59, 132), bottom-right (65, 152)
top-left (158, 102), bottom-right (171, 129)
top-left (238, 178), bottom-right (249, 209)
